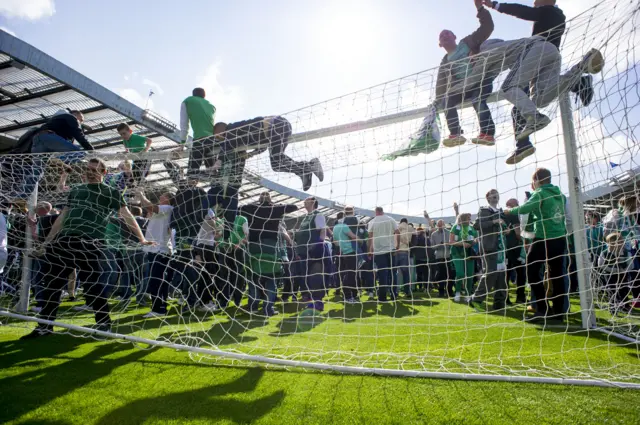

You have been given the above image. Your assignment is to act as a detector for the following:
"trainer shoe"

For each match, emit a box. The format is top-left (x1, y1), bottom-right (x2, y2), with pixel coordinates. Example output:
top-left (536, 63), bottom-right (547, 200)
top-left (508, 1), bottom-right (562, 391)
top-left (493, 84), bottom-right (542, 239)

top-left (142, 311), bottom-right (167, 319)
top-left (19, 326), bottom-right (53, 340)
top-left (309, 158), bottom-right (324, 182)
top-left (29, 306), bottom-right (42, 314)
top-left (571, 75), bottom-right (594, 107)
top-left (197, 302), bottom-right (219, 313)
top-left (516, 113), bottom-right (551, 141)
top-left (301, 173), bottom-right (312, 191)
top-left (72, 304), bottom-right (93, 312)
top-left (506, 142), bottom-right (536, 165)
top-left (453, 293), bottom-right (461, 303)
top-left (580, 48), bottom-right (605, 74)
top-left (471, 133), bottom-right (496, 146)
top-left (443, 134), bottom-right (467, 148)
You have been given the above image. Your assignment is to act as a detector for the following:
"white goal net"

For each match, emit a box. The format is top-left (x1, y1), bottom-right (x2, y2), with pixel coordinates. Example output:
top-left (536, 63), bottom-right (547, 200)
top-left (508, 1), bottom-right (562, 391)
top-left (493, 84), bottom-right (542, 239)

top-left (1, 0), bottom-right (640, 388)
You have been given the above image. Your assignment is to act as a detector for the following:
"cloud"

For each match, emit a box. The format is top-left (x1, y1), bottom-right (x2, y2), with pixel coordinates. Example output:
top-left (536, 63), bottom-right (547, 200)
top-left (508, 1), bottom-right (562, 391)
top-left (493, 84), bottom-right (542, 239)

top-left (0, 26), bottom-right (16, 37)
top-left (0, 0), bottom-right (55, 20)
top-left (196, 61), bottom-right (244, 120)
top-left (118, 88), bottom-right (154, 110)
top-left (142, 78), bottom-right (164, 96)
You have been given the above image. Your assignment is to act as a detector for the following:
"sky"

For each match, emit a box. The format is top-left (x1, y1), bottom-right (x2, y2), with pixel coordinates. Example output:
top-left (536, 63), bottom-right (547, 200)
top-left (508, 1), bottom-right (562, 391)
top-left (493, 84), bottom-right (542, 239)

top-left (1, 0), bottom-right (638, 218)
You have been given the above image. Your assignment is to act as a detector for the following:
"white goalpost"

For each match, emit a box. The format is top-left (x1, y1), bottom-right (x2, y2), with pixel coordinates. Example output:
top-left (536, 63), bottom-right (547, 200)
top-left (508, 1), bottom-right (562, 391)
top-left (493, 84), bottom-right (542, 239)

top-left (1, 0), bottom-right (640, 389)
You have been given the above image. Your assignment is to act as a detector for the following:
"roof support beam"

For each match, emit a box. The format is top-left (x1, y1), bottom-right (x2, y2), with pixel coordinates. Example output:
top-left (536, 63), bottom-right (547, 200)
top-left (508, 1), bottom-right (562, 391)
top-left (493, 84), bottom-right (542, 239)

top-left (0, 84), bottom-right (69, 107)
top-left (0, 104), bottom-right (107, 132)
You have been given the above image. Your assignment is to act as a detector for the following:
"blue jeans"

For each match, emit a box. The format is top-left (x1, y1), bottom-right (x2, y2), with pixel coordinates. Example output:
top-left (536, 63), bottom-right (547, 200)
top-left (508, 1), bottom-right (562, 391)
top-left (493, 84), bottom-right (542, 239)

top-left (248, 277), bottom-right (278, 313)
top-left (100, 249), bottom-right (121, 297)
top-left (374, 252), bottom-right (396, 301)
top-left (395, 251), bottom-right (412, 295)
top-left (23, 133), bottom-right (85, 198)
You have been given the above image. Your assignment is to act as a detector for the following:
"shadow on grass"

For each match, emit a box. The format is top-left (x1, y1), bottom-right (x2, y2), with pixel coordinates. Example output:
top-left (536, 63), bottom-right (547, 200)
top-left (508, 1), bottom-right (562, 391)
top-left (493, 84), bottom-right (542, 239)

top-left (0, 335), bottom-right (155, 422)
top-left (94, 368), bottom-right (284, 425)
top-left (157, 317), bottom-right (269, 347)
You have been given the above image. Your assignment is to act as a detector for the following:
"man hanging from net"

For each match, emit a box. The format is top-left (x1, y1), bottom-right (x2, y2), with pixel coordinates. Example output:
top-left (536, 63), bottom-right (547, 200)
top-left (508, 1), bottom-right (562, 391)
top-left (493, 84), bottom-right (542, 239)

top-left (213, 116), bottom-right (324, 191)
top-left (436, 0), bottom-right (497, 148)
top-left (450, 31), bottom-right (604, 164)
top-left (481, 0), bottom-right (595, 164)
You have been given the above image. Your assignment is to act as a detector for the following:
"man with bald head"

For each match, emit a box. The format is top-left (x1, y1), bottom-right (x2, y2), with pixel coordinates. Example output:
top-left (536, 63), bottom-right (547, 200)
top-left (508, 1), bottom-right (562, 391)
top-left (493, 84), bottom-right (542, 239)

top-left (436, 0), bottom-right (496, 148)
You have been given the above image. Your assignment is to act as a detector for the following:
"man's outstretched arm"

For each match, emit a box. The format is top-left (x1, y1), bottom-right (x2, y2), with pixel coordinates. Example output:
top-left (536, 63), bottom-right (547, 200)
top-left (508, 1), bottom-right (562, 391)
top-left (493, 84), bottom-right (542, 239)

top-left (483, 1), bottom-right (541, 22)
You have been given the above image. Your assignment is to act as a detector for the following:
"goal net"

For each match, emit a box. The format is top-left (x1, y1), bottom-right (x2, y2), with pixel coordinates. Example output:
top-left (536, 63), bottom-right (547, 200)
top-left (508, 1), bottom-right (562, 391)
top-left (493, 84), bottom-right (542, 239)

top-left (1, 0), bottom-right (640, 388)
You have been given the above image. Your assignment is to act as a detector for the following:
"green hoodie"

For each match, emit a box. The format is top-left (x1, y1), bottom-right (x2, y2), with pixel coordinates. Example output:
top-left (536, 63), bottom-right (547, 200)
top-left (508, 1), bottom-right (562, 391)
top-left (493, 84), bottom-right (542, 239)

top-left (510, 184), bottom-right (567, 240)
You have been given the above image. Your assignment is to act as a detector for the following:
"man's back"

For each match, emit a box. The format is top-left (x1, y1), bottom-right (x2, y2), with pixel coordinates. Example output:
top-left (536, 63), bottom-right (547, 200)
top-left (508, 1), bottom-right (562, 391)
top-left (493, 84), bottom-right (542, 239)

top-left (182, 96), bottom-right (216, 141)
top-left (368, 215), bottom-right (398, 254)
top-left (333, 222), bottom-right (354, 254)
top-left (241, 202), bottom-right (297, 243)
top-left (495, 3), bottom-right (565, 49)
top-left (171, 186), bottom-right (208, 238)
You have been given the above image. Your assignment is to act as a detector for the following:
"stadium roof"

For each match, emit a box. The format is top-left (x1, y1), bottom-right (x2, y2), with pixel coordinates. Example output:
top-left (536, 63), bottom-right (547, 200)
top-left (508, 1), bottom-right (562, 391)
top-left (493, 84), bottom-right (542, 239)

top-left (0, 28), bottom-right (636, 225)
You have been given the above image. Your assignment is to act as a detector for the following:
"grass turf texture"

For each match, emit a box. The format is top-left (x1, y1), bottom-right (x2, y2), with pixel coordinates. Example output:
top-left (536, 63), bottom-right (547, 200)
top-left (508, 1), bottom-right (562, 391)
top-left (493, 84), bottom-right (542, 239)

top-left (1, 291), bottom-right (640, 424)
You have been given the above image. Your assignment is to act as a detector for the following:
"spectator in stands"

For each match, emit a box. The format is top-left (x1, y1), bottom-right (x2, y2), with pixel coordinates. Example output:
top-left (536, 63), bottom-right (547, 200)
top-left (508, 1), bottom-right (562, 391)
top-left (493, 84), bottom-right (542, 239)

top-left (214, 117), bottom-right (324, 191)
top-left (333, 207), bottom-right (359, 303)
top-left (181, 88), bottom-right (217, 177)
top-left (241, 192), bottom-right (298, 307)
top-left (117, 123), bottom-right (153, 185)
top-left (505, 168), bottom-right (568, 321)
top-left (368, 207), bottom-right (400, 302)
top-left (450, 213), bottom-right (477, 302)
top-left (586, 211), bottom-right (605, 267)
top-left (21, 158), bottom-right (151, 339)
top-left (471, 189), bottom-right (508, 310)
top-left (431, 219), bottom-right (454, 298)
top-left (436, 0), bottom-right (496, 148)
top-left (397, 218), bottom-right (415, 297)
top-left (505, 198), bottom-right (527, 304)
top-left (294, 197), bottom-right (327, 311)
top-left (136, 189), bottom-right (176, 318)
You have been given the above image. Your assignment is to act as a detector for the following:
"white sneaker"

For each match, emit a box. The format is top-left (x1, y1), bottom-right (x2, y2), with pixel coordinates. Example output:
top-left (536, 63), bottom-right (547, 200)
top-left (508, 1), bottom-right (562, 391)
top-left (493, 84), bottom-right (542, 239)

top-left (465, 296), bottom-right (472, 304)
top-left (310, 158), bottom-right (324, 182)
top-left (61, 291), bottom-right (69, 299)
top-left (30, 306), bottom-right (42, 313)
top-left (177, 297), bottom-right (186, 306)
top-left (453, 293), bottom-right (461, 303)
top-left (516, 113), bottom-right (551, 141)
top-left (367, 291), bottom-right (375, 299)
top-left (197, 302), bottom-right (219, 313)
top-left (142, 311), bottom-right (166, 319)
top-left (72, 304), bottom-right (93, 312)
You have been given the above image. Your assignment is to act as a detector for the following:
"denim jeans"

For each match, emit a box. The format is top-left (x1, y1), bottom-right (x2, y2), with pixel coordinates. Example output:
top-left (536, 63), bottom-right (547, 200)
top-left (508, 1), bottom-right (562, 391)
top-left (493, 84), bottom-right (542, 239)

top-left (248, 276), bottom-right (278, 313)
top-left (374, 252), bottom-right (396, 301)
top-left (395, 251), bottom-right (412, 295)
top-left (23, 133), bottom-right (85, 198)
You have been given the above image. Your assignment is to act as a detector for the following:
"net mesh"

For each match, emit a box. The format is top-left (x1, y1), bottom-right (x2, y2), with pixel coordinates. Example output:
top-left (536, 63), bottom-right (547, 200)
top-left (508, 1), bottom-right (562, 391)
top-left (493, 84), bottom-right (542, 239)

top-left (1, 0), bottom-right (640, 386)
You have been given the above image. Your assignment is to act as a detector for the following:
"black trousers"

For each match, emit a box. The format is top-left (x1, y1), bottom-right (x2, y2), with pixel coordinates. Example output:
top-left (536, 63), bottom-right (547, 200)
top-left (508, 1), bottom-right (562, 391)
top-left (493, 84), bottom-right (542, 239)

top-left (187, 137), bottom-right (217, 177)
top-left (415, 262), bottom-right (429, 286)
top-left (221, 247), bottom-right (247, 307)
top-left (432, 259), bottom-right (455, 296)
top-left (527, 237), bottom-right (567, 316)
top-left (338, 254), bottom-right (358, 299)
top-left (132, 159), bottom-right (150, 185)
top-left (194, 244), bottom-right (220, 306)
top-left (38, 237), bottom-right (110, 328)
top-left (506, 246), bottom-right (526, 300)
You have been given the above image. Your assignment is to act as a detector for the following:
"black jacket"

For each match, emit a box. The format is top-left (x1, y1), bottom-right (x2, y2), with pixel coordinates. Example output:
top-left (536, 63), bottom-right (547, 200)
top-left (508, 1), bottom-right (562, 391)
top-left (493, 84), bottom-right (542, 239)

top-left (496, 3), bottom-right (566, 49)
top-left (475, 206), bottom-right (504, 254)
top-left (171, 187), bottom-right (209, 239)
top-left (240, 202), bottom-right (298, 243)
top-left (39, 113), bottom-right (94, 151)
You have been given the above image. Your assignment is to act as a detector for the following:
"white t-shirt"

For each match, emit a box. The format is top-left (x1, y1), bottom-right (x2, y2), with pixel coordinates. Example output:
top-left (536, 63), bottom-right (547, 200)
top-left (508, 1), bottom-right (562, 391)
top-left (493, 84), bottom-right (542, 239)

top-left (144, 205), bottom-right (174, 254)
top-left (196, 209), bottom-right (220, 247)
top-left (368, 214), bottom-right (399, 254)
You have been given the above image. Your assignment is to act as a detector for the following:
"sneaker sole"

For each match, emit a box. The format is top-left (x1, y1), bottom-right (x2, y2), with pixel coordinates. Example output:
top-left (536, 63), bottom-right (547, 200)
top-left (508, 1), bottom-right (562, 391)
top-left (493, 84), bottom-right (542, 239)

top-left (470, 138), bottom-right (496, 146)
top-left (515, 117), bottom-right (551, 142)
top-left (586, 49), bottom-right (604, 74)
top-left (442, 140), bottom-right (467, 148)
top-left (506, 146), bottom-right (536, 165)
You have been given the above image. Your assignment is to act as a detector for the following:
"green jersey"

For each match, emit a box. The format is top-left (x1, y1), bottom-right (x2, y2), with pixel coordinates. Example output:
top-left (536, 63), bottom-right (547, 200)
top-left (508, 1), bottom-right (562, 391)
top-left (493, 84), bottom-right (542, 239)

top-left (183, 96), bottom-right (216, 141)
top-left (450, 223), bottom-right (476, 259)
top-left (510, 184), bottom-right (567, 240)
top-left (123, 133), bottom-right (147, 153)
top-left (60, 183), bottom-right (125, 241)
top-left (230, 215), bottom-right (249, 245)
